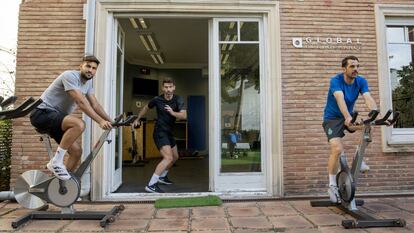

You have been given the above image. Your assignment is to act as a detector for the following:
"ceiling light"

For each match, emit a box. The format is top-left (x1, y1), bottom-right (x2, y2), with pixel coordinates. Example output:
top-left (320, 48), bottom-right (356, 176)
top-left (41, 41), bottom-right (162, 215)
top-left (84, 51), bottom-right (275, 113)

top-left (139, 35), bottom-right (151, 51)
top-left (150, 54), bottom-right (159, 64)
top-left (139, 18), bottom-right (148, 29)
top-left (221, 44), bottom-right (227, 51)
top-left (147, 34), bottom-right (158, 51)
top-left (222, 53), bottom-right (229, 64)
top-left (129, 18), bottom-right (138, 29)
top-left (229, 22), bottom-right (236, 29)
top-left (156, 54), bottom-right (164, 64)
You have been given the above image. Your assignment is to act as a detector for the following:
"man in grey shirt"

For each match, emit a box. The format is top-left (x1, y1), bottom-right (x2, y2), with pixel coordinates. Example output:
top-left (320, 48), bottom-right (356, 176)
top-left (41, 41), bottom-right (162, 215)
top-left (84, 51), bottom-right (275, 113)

top-left (30, 55), bottom-right (112, 180)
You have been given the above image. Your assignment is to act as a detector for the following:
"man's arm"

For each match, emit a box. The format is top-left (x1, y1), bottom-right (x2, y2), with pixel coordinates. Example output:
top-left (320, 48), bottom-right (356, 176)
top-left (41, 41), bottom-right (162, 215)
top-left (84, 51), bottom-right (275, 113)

top-left (67, 90), bottom-right (112, 129)
top-left (86, 93), bottom-right (112, 122)
top-left (362, 92), bottom-right (378, 112)
top-left (133, 105), bottom-right (149, 127)
top-left (164, 106), bottom-right (187, 120)
top-left (333, 91), bottom-right (353, 126)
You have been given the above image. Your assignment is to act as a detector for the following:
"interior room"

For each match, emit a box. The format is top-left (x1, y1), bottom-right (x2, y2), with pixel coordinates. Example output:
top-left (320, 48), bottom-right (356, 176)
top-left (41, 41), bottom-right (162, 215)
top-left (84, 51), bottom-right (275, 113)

top-left (115, 17), bottom-right (209, 193)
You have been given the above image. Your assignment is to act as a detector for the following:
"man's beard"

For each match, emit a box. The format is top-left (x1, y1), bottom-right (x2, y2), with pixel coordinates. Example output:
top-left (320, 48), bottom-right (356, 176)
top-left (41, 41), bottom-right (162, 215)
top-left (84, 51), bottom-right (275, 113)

top-left (81, 72), bottom-right (93, 80)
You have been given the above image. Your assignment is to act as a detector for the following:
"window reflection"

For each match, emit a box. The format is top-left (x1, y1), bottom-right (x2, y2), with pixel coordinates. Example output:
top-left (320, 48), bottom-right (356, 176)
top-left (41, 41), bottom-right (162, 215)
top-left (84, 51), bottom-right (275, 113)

top-left (387, 26), bottom-right (414, 128)
top-left (220, 44), bottom-right (261, 173)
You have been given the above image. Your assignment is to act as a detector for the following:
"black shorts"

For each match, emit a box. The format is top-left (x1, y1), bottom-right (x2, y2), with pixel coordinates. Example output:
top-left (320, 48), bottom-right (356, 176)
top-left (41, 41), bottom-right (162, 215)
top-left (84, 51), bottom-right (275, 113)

top-left (153, 130), bottom-right (176, 150)
top-left (30, 108), bottom-right (66, 144)
top-left (322, 118), bottom-right (355, 141)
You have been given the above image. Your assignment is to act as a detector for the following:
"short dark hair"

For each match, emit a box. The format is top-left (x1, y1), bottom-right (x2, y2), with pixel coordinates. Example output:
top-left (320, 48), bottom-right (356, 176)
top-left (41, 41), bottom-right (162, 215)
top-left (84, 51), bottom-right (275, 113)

top-left (342, 55), bottom-right (359, 68)
top-left (82, 55), bottom-right (100, 65)
top-left (162, 78), bottom-right (175, 85)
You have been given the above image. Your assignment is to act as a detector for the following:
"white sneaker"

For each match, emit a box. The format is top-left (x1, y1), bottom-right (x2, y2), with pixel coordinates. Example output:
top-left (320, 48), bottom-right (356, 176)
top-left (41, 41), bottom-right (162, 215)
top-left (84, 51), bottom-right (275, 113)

top-left (46, 160), bottom-right (71, 180)
top-left (328, 185), bottom-right (341, 204)
top-left (360, 160), bottom-right (370, 173)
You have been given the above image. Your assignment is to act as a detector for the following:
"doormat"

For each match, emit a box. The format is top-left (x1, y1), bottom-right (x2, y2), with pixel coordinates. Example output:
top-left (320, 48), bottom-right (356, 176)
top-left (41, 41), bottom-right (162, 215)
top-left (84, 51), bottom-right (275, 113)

top-left (155, 195), bottom-right (222, 209)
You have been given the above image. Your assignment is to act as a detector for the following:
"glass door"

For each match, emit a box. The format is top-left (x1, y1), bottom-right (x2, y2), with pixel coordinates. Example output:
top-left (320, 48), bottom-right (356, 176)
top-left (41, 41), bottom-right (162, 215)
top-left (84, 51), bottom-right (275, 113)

top-left (110, 20), bottom-right (125, 192)
top-left (212, 18), bottom-right (266, 191)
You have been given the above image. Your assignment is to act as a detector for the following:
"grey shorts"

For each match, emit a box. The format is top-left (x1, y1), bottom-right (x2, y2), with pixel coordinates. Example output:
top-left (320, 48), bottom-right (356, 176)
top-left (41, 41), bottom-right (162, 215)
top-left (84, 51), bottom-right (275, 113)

top-left (322, 118), bottom-right (355, 141)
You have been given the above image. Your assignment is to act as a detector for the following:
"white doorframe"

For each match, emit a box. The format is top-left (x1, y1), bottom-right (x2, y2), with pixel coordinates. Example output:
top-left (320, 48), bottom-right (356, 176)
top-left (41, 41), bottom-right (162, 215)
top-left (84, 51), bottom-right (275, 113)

top-left (89, 0), bottom-right (282, 201)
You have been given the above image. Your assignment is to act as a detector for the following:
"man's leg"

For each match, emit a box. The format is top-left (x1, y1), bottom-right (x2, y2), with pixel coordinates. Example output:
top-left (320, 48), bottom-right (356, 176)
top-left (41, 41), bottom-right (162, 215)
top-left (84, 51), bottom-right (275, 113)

top-left (159, 146), bottom-right (179, 185)
top-left (66, 141), bottom-right (83, 172)
top-left (145, 145), bottom-right (174, 193)
top-left (47, 116), bottom-right (85, 180)
top-left (327, 137), bottom-right (343, 203)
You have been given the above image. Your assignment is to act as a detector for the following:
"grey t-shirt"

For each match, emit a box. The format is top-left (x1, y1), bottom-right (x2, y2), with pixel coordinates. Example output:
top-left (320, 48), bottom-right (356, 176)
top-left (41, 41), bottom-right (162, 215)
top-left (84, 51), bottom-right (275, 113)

top-left (38, 70), bottom-right (94, 115)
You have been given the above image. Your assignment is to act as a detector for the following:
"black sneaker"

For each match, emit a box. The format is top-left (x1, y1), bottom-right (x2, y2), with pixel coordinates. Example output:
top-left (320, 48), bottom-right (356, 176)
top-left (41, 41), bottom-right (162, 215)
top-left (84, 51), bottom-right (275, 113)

top-left (145, 184), bottom-right (164, 193)
top-left (158, 176), bottom-right (173, 185)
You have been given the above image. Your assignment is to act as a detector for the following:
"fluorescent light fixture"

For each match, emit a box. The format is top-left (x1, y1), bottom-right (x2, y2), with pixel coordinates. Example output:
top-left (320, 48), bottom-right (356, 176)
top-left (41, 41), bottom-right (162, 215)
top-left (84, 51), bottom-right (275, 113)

top-left (156, 54), bottom-right (164, 64)
top-left (221, 44), bottom-right (227, 51)
top-left (150, 54), bottom-right (159, 64)
top-left (229, 22), bottom-right (236, 29)
top-left (222, 53), bottom-right (229, 64)
top-left (139, 35), bottom-right (151, 51)
top-left (224, 34), bottom-right (230, 42)
top-left (138, 18), bottom-right (148, 29)
top-left (129, 18), bottom-right (138, 29)
top-left (147, 34), bottom-right (158, 51)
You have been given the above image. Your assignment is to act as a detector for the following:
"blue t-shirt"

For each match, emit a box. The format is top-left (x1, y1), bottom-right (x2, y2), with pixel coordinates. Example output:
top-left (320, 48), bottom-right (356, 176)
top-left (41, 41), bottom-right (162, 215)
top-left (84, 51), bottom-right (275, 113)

top-left (323, 73), bottom-right (369, 121)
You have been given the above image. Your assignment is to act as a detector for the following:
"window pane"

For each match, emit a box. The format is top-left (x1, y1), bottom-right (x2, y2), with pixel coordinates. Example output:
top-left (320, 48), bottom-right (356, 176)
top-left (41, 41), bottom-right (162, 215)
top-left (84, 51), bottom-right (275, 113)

top-left (387, 27), bottom-right (405, 43)
top-left (219, 21), bottom-right (238, 42)
top-left (220, 44), bottom-right (261, 173)
top-left (240, 22), bottom-right (258, 41)
top-left (388, 44), bottom-right (414, 128)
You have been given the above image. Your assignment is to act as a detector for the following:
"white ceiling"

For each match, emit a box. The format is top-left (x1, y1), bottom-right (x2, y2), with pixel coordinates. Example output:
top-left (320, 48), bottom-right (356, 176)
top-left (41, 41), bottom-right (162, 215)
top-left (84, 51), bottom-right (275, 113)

top-left (119, 18), bottom-right (208, 69)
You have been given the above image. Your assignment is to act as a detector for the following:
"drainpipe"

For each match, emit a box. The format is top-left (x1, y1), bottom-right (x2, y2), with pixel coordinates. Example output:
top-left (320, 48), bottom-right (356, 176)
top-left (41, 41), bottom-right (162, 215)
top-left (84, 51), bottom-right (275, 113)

top-left (80, 0), bottom-right (96, 198)
top-left (0, 191), bottom-right (15, 201)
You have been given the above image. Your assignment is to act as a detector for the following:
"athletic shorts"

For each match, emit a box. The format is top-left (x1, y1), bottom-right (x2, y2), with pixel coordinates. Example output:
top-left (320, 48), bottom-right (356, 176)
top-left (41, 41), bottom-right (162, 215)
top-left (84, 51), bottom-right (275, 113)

top-left (153, 130), bottom-right (176, 150)
top-left (322, 118), bottom-right (355, 141)
top-left (30, 108), bottom-right (66, 144)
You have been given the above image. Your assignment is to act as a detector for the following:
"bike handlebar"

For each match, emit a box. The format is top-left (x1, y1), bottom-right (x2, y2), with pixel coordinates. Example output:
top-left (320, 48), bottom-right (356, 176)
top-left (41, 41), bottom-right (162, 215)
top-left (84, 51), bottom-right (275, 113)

top-left (111, 115), bottom-right (137, 127)
top-left (350, 109), bottom-right (400, 126)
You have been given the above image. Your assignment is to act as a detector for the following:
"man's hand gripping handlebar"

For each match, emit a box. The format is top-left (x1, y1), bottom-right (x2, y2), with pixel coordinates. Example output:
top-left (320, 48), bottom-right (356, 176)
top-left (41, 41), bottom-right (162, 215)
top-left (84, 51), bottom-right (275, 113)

top-left (348, 109), bottom-right (400, 130)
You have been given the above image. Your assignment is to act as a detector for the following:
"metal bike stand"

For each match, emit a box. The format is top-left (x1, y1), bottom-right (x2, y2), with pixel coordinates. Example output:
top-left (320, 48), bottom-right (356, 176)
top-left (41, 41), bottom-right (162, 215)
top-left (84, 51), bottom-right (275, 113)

top-left (11, 204), bottom-right (124, 228)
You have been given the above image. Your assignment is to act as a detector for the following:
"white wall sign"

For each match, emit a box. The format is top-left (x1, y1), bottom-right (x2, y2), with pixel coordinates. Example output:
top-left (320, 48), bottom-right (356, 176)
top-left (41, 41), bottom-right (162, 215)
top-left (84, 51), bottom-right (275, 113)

top-left (292, 37), bottom-right (362, 50)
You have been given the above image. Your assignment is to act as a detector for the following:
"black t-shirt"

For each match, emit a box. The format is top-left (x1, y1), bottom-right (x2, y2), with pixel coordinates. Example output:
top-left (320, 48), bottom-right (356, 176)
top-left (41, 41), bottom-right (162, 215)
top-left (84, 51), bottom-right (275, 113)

top-left (148, 94), bottom-right (186, 132)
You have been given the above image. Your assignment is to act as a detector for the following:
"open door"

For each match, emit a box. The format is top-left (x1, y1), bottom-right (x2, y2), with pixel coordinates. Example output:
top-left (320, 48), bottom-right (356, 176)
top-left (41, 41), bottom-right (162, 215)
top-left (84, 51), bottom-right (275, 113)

top-left (211, 18), bottom-right (266, 192)
top-left (110, 20), bottom-right (125, 192)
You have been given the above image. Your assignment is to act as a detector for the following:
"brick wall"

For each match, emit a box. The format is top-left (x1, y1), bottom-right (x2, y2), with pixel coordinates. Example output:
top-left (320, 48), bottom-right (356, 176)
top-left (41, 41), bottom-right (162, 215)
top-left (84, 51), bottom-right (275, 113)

top-left (11, 0), bottom-right (414, 196)
top-left (280, 0), bottom-right (414, 196)
top-left (11, 0), bottom-right (86, 186)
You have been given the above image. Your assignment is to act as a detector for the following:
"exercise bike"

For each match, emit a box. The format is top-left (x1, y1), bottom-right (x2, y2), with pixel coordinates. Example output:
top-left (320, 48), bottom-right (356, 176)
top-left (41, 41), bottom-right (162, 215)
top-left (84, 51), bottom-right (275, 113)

top-left (124, 117), bottom-right (147, 167)
top-left (311, 109), bottom-right (406, 229)
top-left (12, 114), bottom-right (137, 228)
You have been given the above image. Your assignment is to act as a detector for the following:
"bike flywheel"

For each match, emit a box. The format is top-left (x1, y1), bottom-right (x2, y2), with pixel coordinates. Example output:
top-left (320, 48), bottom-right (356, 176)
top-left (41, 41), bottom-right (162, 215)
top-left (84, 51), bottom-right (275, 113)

top-left (337, 170), bottom-right (356, 202)
top-left (14, 170), bottom-right (50, 209)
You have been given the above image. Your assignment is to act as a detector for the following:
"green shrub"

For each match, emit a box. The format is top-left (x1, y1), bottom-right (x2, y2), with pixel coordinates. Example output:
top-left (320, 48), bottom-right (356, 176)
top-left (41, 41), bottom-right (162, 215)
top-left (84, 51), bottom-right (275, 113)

top-left (0, 120), bottom-right (12, 191)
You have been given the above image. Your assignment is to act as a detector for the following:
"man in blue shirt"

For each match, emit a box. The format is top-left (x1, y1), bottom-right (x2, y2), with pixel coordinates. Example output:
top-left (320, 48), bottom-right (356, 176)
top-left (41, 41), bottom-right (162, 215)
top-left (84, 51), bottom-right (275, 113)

top-left (323, 56), bottom-right (379, 203)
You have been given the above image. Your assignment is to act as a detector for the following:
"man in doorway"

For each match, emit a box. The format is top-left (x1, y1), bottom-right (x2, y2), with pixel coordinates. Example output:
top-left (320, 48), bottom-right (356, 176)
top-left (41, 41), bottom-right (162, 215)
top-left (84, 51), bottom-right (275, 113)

top-left (322, 55), bottom-right (379, 203)
top-left (133, 78), bottom-right (187, 193)
top-left (30, 55), bottom-right (113, 180)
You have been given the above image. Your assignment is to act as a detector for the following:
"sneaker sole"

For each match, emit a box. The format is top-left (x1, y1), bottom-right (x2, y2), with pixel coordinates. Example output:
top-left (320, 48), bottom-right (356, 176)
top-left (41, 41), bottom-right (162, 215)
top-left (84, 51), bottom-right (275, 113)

top-left (145, 186), bottom-right (158, 193)
top-left (158, 180), bottom-right (173, 185)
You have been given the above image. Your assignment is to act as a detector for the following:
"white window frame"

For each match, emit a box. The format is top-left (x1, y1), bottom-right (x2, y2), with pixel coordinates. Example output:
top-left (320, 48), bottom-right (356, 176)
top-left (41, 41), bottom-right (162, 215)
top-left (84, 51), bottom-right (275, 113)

top-left (376, 4), bottom-right (414, 152)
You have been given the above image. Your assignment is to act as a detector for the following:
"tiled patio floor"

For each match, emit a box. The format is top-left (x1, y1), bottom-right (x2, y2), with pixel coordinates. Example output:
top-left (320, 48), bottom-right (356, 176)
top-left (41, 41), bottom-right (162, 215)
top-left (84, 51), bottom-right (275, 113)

top-left (1, 196), bottom-right (413, 232)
